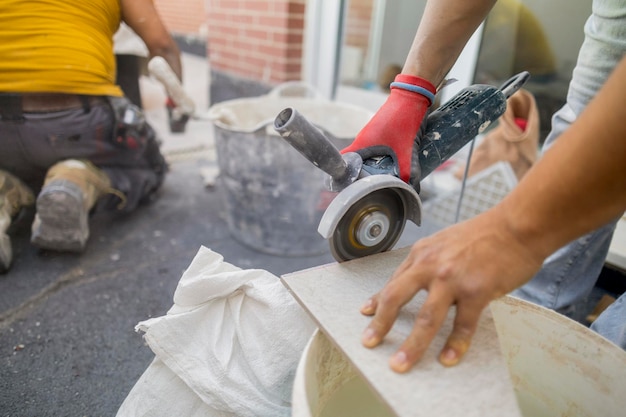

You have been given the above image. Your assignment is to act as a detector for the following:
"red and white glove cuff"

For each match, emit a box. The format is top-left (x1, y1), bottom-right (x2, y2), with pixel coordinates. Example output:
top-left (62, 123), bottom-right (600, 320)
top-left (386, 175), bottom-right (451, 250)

top-left (390, 74), bottom-right (437, 105)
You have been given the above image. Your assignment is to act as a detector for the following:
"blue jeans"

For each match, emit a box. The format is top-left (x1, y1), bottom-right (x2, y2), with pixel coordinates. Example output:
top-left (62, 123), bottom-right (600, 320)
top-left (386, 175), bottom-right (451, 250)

top-left (512, 0), bottom-right (626, 349)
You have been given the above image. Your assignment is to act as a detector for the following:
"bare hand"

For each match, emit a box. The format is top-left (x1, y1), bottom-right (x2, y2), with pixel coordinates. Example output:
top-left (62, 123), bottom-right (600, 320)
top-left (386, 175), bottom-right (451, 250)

top-left (360, 210), bottom-right (543, 372)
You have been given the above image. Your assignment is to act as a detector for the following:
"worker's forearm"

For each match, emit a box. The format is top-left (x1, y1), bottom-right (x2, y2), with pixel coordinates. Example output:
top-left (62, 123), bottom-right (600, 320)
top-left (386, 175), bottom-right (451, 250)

top-left (149, 44), bottom-right (183, 81)
top-left (403, 0), bottom-right (496, 86)
top-left (121, 0), bottom-right (183, 82)
top-left (496, 56), bottom-right (626, 260)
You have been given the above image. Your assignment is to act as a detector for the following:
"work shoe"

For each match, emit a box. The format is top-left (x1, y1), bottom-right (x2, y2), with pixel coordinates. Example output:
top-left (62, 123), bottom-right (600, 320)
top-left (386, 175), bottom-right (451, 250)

top-left (454, 88), bottom-right (540, 181)
top-left (0, 170), bottom-right (35, 272)
top-left (31, 160), bottom-right (119, 253)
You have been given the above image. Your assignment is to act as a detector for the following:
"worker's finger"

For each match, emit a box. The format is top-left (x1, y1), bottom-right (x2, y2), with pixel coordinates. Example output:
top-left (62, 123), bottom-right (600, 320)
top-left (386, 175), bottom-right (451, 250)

top-left (360, 296), bottom-right (378, 316)
top-left (361, 270), bottom-right (426, 348)
top-left (360, 252), bottom-right (419, 316)
top-left (389, 286), bottom-right (454, 373)
top-left (438, 300), bottom-right (484, 367)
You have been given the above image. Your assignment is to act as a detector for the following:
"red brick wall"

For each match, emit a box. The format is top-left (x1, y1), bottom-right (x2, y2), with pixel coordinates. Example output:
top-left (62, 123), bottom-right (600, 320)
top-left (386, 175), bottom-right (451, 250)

top-left (345, 0), bottom-right (373, 50)
top-left (154, 0), bottom-right (208, 36)
top-left (153, 0), bottom-right (307, 84)
top-left (206, 0), bottom-right (306, 84)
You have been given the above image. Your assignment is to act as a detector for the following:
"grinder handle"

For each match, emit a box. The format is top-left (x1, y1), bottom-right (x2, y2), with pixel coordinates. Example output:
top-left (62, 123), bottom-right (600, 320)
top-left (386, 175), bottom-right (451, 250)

top-left (499, 71), bottom-right (530, 99)
top-left (274, 107), bottom-right (362, 190)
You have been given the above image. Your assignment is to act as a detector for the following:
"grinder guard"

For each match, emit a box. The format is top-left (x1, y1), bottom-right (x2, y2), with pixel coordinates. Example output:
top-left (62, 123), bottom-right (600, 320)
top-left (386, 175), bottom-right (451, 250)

top-left (318, 175), bottom-right (422, 261)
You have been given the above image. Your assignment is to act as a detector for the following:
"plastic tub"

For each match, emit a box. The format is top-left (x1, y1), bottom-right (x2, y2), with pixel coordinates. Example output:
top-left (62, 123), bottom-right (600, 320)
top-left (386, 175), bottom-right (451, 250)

top-left (292, 295), bottom-right (626, 416)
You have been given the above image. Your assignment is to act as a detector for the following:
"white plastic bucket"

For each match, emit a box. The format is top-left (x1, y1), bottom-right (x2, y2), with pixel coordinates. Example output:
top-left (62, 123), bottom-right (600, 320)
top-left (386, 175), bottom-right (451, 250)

top-left (208, 83), bottom-right (373, 256)
top-left (292, 295), bottom-right (626, 416)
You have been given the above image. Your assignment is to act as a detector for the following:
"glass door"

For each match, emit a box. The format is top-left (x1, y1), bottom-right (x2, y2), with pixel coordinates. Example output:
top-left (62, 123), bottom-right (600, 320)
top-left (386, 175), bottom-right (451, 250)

top-left (304, 0), bottom-right (590, 120)
top-left (304, 0), bottom-right (483, 110)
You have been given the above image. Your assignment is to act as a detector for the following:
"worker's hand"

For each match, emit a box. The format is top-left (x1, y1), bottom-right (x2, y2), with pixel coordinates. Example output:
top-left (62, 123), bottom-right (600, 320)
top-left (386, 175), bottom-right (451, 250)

top-left (166, 97), bottom-right (189, 133)
top-left (341, 74), bottom-right (436, 188)
top-left (165, 96), bottom-right (176, 109)
top-left (360, 209), bottom-right (544, 372)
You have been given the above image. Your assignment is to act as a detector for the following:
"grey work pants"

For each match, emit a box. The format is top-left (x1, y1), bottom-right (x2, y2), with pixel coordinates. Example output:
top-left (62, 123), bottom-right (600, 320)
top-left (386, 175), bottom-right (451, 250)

top-left (0, 96), bottom-right (166, 212)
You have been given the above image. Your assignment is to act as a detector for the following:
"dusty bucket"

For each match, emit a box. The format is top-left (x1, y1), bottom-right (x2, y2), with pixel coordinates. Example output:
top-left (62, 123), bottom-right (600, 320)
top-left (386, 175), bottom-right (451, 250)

top-left (208, 83), bottom-right (373, 256)
top-left (292, 295), bottom-right (626, 416)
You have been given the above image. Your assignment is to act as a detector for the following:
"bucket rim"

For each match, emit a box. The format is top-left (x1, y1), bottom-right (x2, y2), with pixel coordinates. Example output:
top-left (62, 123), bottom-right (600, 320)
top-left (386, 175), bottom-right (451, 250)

top-left (207, 96), bottom-right (374, 135)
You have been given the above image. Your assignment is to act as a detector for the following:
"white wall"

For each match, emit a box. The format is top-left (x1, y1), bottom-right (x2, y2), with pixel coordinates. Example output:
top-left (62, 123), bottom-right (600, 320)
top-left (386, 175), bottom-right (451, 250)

top-left (524, 0), bottom-right (591, 77)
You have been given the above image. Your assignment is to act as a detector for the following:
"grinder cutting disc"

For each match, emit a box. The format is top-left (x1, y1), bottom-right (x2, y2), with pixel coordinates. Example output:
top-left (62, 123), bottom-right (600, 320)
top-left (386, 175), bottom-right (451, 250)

top-left (330, 188), bottom-right (406, 262)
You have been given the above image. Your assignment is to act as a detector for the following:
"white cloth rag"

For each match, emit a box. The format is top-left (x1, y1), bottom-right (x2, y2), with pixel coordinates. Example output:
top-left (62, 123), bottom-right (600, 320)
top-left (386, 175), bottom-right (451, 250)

top-left (116, 246), bottom-right (317, 417)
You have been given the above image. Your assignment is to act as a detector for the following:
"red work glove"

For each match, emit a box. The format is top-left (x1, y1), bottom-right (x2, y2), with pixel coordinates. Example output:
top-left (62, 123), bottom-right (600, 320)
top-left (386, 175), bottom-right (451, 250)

top-left (341, 74), bottom-right (436, 188)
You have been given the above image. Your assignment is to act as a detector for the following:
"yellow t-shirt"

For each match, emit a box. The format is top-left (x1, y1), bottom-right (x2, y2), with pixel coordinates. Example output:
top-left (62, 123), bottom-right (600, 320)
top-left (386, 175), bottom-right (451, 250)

top-left (0, 0), bottom-right (124, 97)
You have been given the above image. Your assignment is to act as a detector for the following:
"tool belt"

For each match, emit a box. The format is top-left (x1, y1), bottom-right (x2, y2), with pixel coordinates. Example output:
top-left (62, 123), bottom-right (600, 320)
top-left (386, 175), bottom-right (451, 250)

top-left (0, 93), bottom-right (108, 121)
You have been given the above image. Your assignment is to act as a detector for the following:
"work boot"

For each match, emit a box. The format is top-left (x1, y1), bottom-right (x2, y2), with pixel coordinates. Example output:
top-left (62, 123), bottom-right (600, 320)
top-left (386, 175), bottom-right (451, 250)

top-left (0, 170), bottom-right (35, 272)
top-left (454, 88), bottom-right (540, 181)
top-left (31, 160), bottom-right (118, 252)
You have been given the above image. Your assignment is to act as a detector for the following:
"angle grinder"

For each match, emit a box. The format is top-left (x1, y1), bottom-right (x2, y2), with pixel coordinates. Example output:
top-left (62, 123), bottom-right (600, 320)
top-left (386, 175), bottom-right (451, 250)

top-left (274, 72), bottom-right (530, 262)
